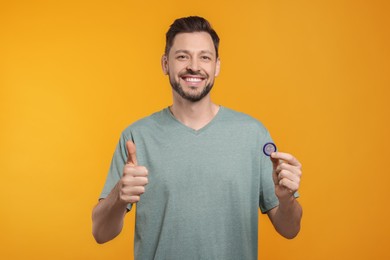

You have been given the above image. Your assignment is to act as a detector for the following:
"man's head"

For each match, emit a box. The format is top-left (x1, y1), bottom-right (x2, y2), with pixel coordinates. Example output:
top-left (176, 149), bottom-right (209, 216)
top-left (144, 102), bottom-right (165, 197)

top-left (162, 16), bottom-right (221, 102)
top-left (164, 16), bottom-right (220, 58)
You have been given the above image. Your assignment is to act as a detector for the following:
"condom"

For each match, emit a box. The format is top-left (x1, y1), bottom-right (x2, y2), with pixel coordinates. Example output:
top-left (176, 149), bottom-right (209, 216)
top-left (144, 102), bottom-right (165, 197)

top-left (263, 142), bottom-right (277, 156)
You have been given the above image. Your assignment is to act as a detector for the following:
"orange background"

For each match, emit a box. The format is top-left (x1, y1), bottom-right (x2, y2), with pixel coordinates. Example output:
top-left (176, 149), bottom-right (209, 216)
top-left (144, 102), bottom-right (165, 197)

top-left (1, 0), bottom-right (389, 259)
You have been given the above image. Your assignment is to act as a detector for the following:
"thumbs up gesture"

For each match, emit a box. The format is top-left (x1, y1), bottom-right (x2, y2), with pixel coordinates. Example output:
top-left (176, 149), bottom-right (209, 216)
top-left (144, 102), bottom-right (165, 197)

top-left (118, 141), bottom-right (149, 204)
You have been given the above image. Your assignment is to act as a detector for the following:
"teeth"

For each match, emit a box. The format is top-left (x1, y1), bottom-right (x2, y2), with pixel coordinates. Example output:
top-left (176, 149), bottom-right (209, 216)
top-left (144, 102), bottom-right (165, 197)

top-left (184, 77), bottom-right (202, 82)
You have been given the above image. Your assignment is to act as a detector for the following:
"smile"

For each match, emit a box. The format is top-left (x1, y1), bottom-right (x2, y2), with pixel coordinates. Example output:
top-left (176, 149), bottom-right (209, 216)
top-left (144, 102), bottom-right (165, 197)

top-left (180, 74), bottom-right (206, 83)
top-left (183, 77), bottom-right (203, 82)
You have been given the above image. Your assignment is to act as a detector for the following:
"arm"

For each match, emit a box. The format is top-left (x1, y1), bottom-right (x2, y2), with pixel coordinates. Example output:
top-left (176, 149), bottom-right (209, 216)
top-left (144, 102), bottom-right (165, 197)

top-left (267, 196), bottom-right (302, 239)
top-left (92, 184), bottom-right (128, 244)
top-left (267, 152), bottom-right (303, 239)
top-left (92, 141), bottom-right (148, 244)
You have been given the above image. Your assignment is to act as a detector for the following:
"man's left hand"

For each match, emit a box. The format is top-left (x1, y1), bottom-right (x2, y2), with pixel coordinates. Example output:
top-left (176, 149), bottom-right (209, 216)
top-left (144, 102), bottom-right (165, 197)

top-left (270, 152), bottom-right (302, 200)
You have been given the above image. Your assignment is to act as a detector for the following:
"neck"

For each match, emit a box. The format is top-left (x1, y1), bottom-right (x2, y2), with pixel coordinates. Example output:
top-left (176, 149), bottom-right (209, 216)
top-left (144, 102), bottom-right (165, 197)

top-left (170, 93), bottom-right (220, 131)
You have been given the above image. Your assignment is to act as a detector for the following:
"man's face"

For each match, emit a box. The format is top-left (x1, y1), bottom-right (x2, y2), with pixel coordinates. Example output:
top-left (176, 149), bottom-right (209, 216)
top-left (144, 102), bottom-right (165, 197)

top-left (162, 32), bottom-right (220, 102)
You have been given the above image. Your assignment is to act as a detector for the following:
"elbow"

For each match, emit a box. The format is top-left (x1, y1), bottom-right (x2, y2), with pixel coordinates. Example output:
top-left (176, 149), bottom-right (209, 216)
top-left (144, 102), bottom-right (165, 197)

top-left (93, 235), bottom-right (108, 244)
top-left (278, 223), bottom-right (301, 239)
top-left (92, 216), bottom-right (120, 244)
top-left (279, 203), bottom-right (303, 239)
top-left (92, 207), bottom-right (109, 244)
top-left (91, 199), bottom-right (126, 244)
top-left (93, 229), bottom-right (119, 244)
top-left (93, 236), bottom-right (105, 244)
top-left (282, 229), bottom-right (300, 239)
top-left (92, 224), bottom-right (118, 244)
top-left (92, 225), bottom-right (108, 244)
top-left (92, 228), bottom-right (106, 244)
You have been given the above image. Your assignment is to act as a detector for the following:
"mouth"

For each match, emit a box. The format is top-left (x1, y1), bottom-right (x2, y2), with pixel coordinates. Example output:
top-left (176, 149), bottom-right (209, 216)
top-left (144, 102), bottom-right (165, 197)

top-left (180, 75), bottom-right (206, 84)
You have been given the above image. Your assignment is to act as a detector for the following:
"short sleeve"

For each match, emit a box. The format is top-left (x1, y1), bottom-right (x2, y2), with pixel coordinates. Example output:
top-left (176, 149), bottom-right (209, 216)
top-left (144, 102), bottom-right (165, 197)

top-left (99, 130), bottom-right (133, 211)
top-left (258, 130), bottom-right (300, 213)
top-left (259, 131), bottom-right (279, 213)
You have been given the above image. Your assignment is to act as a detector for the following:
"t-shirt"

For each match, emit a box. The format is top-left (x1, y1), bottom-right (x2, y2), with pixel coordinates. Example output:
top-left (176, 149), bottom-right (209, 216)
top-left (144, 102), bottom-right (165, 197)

top-left (100, 106), bottom-right (279, 260)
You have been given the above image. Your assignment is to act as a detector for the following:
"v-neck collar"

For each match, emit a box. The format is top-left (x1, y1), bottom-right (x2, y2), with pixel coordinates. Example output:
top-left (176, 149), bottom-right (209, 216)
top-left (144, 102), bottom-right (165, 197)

top-left (164, 106), bottom-right (223, 135)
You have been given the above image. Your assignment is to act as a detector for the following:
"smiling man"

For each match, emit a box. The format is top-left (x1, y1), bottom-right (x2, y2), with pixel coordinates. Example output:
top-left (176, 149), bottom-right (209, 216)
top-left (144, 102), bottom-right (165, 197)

top-left (165, 31), bottom-right (219, 103)
top-left (92, 16), bottom-right (303, 260)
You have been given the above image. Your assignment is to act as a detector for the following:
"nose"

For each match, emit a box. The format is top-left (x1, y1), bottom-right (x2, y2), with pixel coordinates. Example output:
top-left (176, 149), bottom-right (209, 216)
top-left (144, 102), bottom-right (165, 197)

top-left (186, 58), bottom-right (200, 72)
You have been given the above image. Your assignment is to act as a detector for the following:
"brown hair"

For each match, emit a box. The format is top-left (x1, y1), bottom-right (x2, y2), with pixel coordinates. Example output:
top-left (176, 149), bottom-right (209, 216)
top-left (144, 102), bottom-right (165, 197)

top-left (165, 16), bottom-right (220, 58)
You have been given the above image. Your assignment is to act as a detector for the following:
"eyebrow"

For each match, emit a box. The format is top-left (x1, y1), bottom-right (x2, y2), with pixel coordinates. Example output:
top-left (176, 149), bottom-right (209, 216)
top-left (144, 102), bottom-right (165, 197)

top-left (174, 50), bottom-right (214, 55)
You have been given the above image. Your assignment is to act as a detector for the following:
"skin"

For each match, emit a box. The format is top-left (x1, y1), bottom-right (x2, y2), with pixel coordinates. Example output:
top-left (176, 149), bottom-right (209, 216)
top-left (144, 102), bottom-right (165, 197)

top-left (92, 141), bottom-right (148, 243)
top-left (268, 152), bottom-right (303, 239)
top-left (161, 32), bottom-right (221, 130)
top-left (92, 31), bottom-right (302, 244)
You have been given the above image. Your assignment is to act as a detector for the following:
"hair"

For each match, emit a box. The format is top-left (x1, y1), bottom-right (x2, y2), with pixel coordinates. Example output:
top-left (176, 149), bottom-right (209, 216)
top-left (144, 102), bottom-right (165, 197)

top-left (165, 16), bottom-right (220, 58)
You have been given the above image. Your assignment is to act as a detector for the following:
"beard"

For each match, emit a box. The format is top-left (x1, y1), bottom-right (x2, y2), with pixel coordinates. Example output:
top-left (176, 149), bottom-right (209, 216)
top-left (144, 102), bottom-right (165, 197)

top-left (169, 72), bottom-right (214, 102)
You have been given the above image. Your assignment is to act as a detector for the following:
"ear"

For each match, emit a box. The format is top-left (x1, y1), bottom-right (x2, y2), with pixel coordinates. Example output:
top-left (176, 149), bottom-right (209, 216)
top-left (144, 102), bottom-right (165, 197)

top-left (214, 57), bottom-right (221, 77)
top-left (161, 55), bottom-right (169, 75)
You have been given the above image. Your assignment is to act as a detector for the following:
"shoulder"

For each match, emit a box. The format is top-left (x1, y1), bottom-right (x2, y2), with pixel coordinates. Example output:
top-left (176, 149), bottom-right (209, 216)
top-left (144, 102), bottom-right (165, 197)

top-left (120, 108), bottom-right (168, 139)
top-left (219, 106), bottom-right (269, 135)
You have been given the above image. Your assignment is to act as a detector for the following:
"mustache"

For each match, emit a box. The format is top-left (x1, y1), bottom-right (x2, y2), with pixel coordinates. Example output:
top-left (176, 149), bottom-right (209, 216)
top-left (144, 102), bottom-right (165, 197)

top-left (179, 70), bottom-right (207, 77)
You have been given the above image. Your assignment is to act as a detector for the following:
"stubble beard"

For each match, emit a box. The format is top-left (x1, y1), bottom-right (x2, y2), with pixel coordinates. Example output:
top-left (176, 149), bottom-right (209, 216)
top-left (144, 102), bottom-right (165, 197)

top-left (169, 75), bottom-right (214, 102)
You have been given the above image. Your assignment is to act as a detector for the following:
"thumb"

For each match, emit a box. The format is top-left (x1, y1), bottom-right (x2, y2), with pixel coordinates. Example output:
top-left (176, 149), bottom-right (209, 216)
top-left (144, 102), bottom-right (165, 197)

top-left (270, 153), bottom-right (280, 184)
top-left (270, 153), bottom-right (279, 170)
top-left (126, 140), bottom-right (138, 166)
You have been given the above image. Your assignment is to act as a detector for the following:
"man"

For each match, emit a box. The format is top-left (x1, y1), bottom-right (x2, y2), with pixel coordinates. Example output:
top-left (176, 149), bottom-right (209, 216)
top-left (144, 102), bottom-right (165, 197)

top-left (92, 16), bottom-right (302, 259)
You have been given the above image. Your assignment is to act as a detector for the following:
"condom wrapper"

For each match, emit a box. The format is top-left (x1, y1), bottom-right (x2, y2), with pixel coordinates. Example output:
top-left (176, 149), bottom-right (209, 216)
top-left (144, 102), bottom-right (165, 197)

top-left (263, 142), bottom-right (277, 156)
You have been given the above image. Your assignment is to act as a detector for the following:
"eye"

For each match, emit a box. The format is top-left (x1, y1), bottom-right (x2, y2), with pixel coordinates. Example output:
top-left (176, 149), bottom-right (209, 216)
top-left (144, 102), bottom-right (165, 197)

top-left (176, 55), bottom-right (188, 60)
top-left (200, 56), bottom-right (212, 62)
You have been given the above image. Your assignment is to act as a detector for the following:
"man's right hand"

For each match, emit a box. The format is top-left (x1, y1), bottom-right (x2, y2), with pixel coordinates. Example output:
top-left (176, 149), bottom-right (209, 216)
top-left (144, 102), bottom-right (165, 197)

top-left (118, 140), bottom-right (148, 204)
top-left (92, 140), bottom-right (148, 243)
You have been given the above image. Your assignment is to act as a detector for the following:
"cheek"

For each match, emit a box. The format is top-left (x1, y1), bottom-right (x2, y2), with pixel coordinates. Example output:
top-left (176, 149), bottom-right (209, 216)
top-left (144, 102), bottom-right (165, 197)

top-left (205, 64), bottom-right (218, 76)
top-left (169, 66), bottom-right (184, 77)
top-left (168, 72), bottom-right (175, 82)
top-left (207, 68), bottom-right (217, 79)
top-left (168, 71), bottom-right (180, 83)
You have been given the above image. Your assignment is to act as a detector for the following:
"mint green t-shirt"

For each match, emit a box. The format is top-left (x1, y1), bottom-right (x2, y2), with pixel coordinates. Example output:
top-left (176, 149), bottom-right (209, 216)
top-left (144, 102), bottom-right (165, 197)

top-left (100, 107), bottom-right (279, 260)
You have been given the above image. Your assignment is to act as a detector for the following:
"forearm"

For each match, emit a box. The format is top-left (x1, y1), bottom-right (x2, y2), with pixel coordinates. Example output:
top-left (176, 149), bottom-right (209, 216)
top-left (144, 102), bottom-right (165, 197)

top-left (92, 182), bottom-right (129, 244)
top-left (269, 196), bottom-right (302, 239)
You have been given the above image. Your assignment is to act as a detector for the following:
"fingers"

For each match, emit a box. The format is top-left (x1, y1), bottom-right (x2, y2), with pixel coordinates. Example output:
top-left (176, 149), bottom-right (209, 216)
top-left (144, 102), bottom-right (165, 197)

top-left (120, 181), bottom-right (148, 203)
top-left (278, 178), bottom-right (299, 193)
top-left (276, 163), bottom-right (302, 179)
top-left (119, 191), bottom-right (145, 204)
top-left (119, 172), bottom-right (149, 204)
top-left (122, 175), bottom-right (149, 186)
top-left (271, 152), bottom-right (302, 168)
top-left (276, 166), bottom-right (301, 190)
top-left (270, 152), bottom-right (302, 194)
top-left (121, 141), bottom-right (148, 204)
top-left (123, 164), bottom-right (148, 177)
top-left (126, 140), bottom-right (138, 166)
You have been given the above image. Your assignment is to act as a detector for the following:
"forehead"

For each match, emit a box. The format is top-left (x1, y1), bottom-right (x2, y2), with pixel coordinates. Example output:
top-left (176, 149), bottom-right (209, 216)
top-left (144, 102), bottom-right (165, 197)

top-left (170, 32), bottom-right (215, 55)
